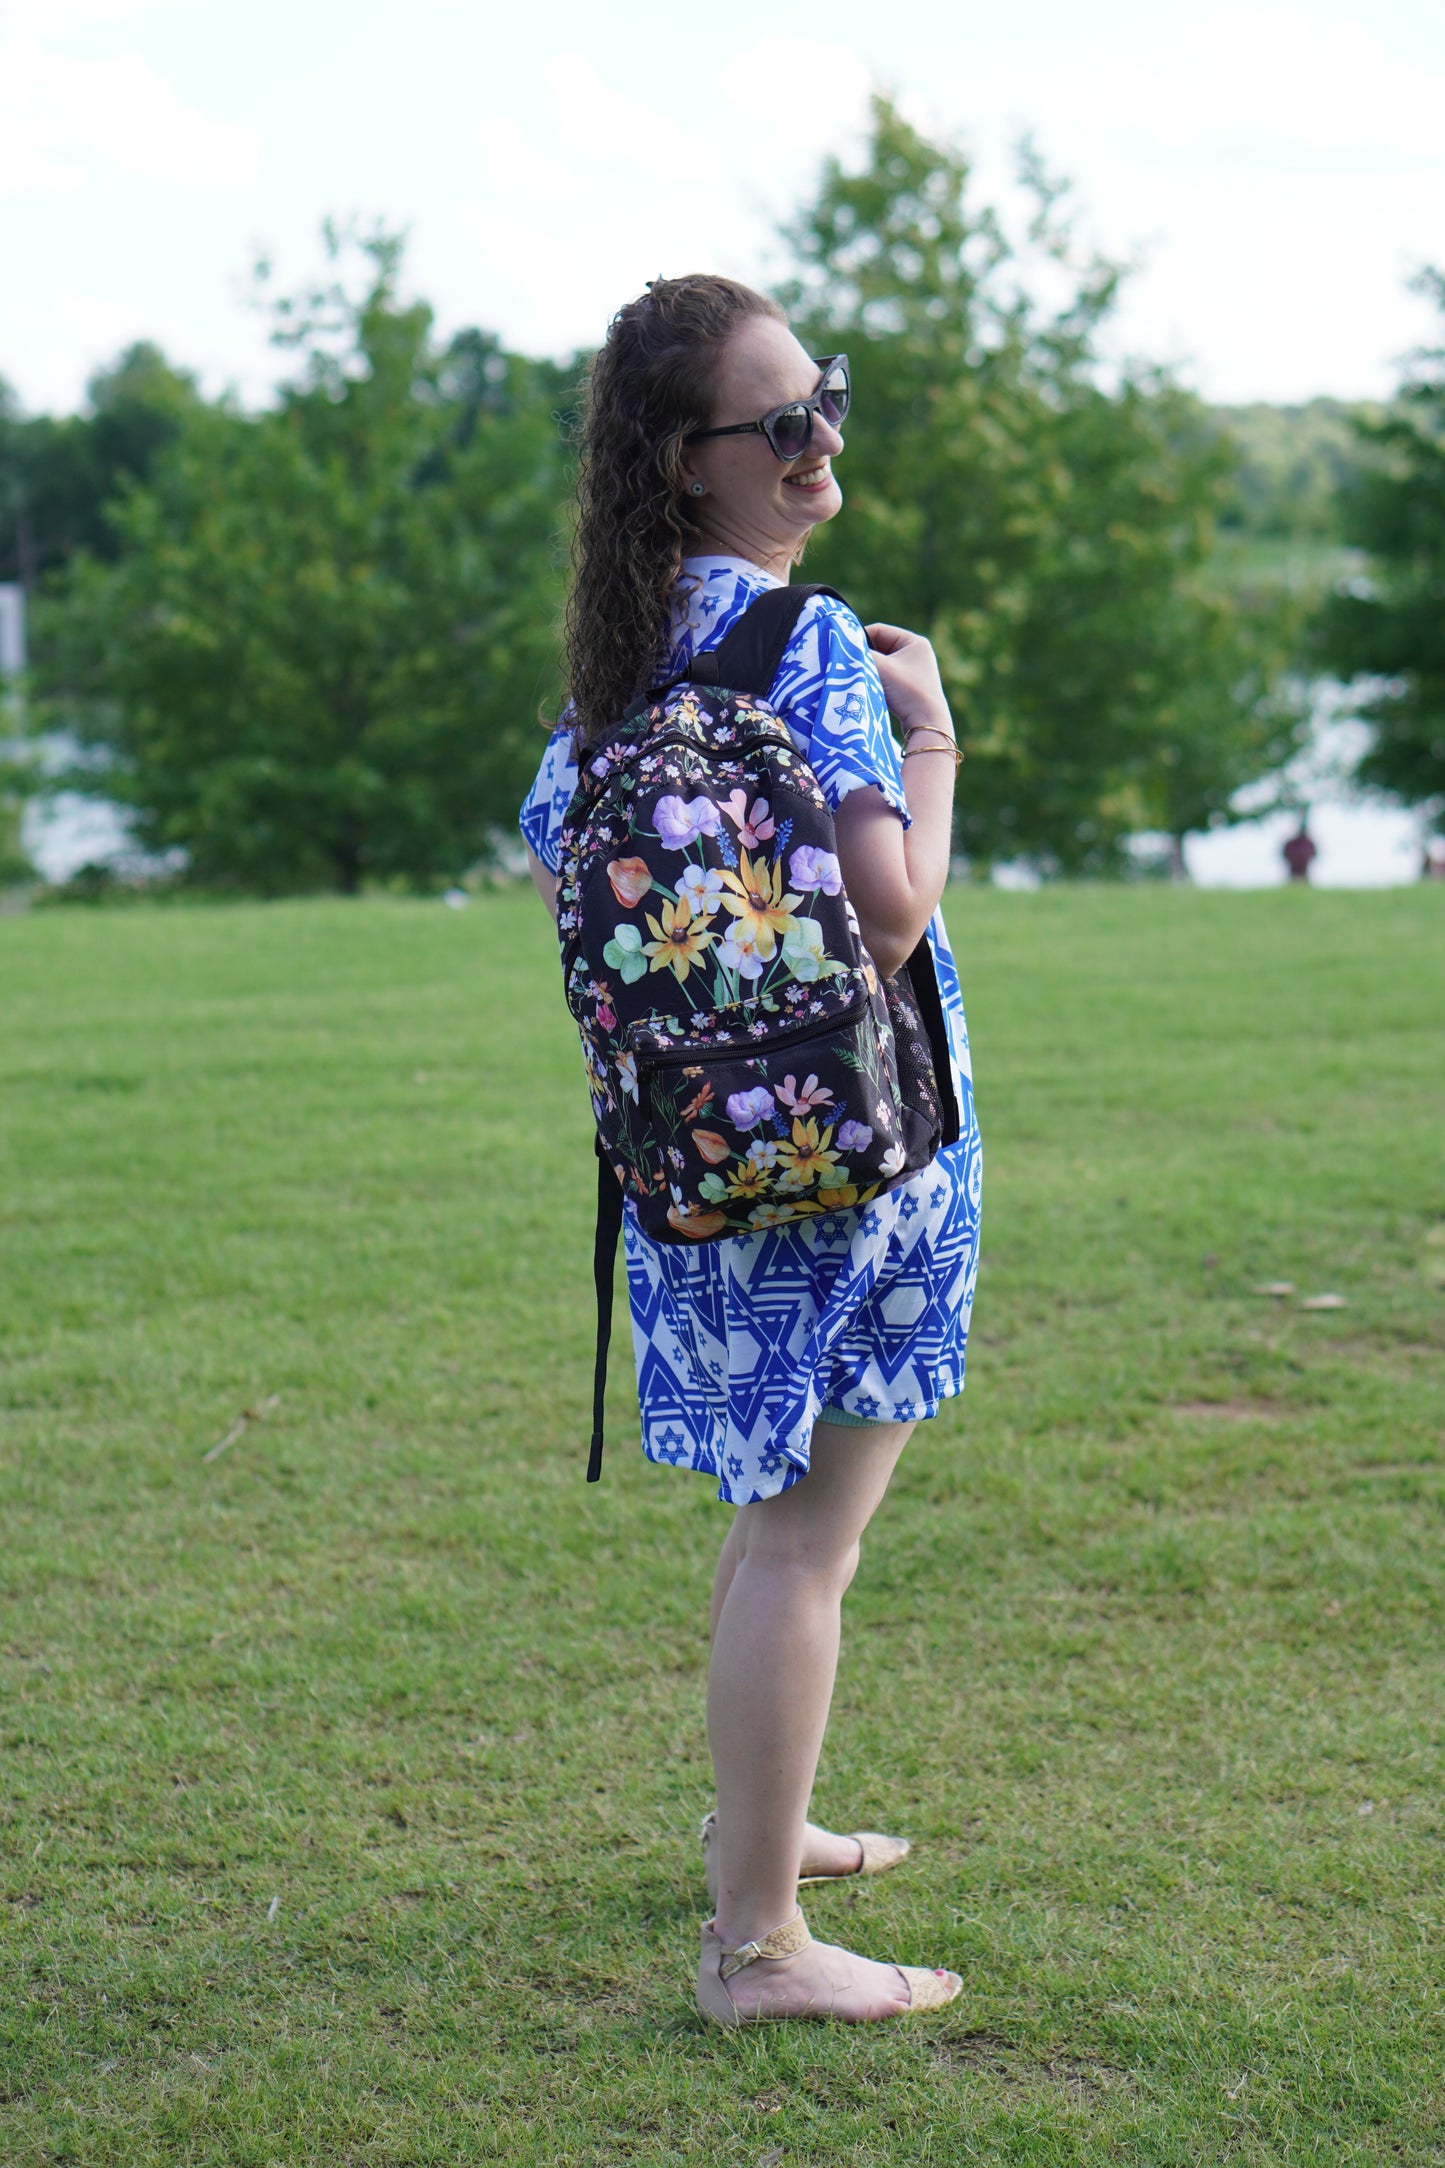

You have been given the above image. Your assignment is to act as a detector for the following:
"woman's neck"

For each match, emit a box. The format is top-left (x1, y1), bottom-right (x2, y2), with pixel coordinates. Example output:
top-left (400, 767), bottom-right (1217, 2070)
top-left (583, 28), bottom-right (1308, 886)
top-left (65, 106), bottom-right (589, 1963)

top-left (684, 518), bottom-right (796, 583)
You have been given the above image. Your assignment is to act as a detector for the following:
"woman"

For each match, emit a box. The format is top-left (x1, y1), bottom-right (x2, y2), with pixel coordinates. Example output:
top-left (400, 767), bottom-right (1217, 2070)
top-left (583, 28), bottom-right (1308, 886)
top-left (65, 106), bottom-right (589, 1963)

top-left (520, 275), bottom-right (982, 2025)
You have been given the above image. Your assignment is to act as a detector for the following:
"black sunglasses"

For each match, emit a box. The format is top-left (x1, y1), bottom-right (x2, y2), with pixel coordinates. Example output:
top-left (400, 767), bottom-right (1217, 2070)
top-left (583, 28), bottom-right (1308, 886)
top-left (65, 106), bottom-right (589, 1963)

top-left (684, 355), bottom-right (850, 464)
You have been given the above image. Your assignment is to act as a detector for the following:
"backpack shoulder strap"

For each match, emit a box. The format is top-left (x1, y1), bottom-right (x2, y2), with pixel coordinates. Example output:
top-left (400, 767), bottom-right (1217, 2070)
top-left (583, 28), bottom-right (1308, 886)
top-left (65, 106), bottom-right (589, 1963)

top-left (688, 583), bottom-right (845, 699)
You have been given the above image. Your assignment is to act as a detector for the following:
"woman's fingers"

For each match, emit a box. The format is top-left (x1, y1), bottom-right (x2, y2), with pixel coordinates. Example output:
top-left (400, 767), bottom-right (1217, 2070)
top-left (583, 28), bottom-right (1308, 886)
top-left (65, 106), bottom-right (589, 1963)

top-left (864, 623), bottom-right (949, 722)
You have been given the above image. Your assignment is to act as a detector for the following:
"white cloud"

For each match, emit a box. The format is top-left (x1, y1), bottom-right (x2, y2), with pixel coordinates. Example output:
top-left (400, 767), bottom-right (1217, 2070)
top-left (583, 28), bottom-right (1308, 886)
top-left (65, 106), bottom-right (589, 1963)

top-left (716, 37), bottom-right (871, 148)
top-left (1, 0), bottom-right (188, 26)
top-left (60, 290), bottom-right (135, 344)
top-left (1044, 12), bottom-right (1445, 160)
top-left (0, 112), bottom-right (83, 190)
top-left (0, 34), bottom-right (261, 191)
top-left (544, 52), bottom-right (707, 173)
top-left (476, 114), bottom-right (573, 201)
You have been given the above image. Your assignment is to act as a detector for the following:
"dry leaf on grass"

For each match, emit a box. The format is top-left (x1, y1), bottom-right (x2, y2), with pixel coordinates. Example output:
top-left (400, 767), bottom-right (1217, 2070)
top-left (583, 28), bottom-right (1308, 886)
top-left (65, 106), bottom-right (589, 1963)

top-left (1299, 1293), bottom-right (1347, 1311)
top-left (1251, 1281), bottom-right (1296, 1297)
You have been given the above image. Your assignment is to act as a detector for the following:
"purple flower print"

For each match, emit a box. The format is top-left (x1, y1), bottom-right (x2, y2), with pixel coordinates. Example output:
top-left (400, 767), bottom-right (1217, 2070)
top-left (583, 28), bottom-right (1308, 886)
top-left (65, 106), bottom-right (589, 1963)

top-left (836, 1120), bottom-right (874, 1152)
top-left (726, 1085), bottom-right (776, 1129)
top-left (676, 863), bottom-right (726, 913)
top-left (790, 845), bottom-right (843, 895)
top-left (654, 795), bottom-right (721, 849)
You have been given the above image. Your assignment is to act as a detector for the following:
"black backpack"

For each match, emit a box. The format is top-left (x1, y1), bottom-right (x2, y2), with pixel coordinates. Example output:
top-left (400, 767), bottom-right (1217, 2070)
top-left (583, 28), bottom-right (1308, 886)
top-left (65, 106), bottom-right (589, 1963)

top-left (554, 585), bottom-right (958, 1478)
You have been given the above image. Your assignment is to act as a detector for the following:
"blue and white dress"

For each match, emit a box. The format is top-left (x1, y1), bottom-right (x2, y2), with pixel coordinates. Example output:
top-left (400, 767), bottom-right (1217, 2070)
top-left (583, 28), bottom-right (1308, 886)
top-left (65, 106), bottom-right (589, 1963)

top-left (520, 555), bottom-right (983, 1506)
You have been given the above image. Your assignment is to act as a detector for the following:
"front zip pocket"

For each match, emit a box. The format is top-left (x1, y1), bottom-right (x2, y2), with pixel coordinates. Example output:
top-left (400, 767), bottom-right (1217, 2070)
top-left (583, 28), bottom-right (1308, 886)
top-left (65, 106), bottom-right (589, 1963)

top-left (618, 967), bottom-right (913, 1245)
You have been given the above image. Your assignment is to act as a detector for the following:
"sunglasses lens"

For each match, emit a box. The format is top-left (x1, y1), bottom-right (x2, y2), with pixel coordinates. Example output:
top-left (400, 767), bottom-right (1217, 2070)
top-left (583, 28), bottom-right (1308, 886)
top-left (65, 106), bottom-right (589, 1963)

top-left (769, 406), bottom-right (812, 460)
top-left (819, 364), bottom-right (849, 424)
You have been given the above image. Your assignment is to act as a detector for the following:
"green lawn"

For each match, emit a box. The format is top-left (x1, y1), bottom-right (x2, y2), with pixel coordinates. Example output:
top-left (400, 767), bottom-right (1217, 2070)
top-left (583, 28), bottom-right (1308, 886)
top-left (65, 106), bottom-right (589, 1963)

top-left (1, 885), bottom-right (1442, 2166)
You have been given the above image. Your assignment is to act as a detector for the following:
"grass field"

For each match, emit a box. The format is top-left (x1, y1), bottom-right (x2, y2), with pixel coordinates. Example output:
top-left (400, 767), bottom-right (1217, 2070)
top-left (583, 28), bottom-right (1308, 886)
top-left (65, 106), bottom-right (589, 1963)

top-left (2, 884), bottom-right (1442, 2166)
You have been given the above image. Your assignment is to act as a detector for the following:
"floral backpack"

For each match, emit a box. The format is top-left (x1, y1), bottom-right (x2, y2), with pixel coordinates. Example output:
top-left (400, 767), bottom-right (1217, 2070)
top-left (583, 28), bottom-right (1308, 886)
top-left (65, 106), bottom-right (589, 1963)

top-left (555, 584), bottom-right (959, 1478)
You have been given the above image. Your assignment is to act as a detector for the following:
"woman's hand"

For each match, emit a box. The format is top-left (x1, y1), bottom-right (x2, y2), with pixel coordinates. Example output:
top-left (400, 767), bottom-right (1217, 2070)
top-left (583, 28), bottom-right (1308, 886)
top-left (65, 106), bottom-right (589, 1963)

top-left (865, 623), bottom-right (953, 736)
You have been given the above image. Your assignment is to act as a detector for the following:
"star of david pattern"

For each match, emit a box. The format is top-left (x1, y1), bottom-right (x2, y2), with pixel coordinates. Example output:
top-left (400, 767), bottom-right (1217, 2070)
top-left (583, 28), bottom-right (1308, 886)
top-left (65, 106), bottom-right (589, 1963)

top-left (519, 554), bottom-right (983, 1504)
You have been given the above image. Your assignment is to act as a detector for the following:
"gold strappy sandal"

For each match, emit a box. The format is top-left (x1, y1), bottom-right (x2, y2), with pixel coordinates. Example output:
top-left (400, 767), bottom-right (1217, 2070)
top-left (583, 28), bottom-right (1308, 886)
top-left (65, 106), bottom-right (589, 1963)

top-left (696, 1909), bottom-right (962, 2027)
top-left (699, 1811), bottom-right (910, 1908)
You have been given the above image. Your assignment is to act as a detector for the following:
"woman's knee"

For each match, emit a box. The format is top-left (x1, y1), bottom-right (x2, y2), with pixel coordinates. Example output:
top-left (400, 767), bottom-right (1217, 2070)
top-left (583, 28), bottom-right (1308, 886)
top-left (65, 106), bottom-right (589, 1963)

top-left (741, 1512), bottom-right (862, 1595)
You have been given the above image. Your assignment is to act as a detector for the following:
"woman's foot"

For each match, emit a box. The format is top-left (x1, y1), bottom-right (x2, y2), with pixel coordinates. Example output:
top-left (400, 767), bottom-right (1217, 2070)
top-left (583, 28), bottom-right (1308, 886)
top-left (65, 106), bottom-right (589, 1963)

top-left (801, 1820), bottom-right (866, 1878)
top-left (700, 1812), bottom-right (910, 1905)
top-left (698, 1911), bottom-right (962, 2026)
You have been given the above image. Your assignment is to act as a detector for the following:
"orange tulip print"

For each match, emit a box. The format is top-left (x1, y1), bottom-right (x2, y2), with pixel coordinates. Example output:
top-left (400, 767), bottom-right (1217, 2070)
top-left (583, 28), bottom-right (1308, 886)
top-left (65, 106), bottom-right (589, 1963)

top-left (607, 857), bottom-right (652, 908)
top-left (667, 1201), bottom-right (728, 1240)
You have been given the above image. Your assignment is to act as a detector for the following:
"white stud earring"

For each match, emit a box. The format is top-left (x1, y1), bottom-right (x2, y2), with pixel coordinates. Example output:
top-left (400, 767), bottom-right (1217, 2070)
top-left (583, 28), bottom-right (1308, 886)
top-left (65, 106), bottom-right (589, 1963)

top-left (690, 481), bottom-right (705, 496)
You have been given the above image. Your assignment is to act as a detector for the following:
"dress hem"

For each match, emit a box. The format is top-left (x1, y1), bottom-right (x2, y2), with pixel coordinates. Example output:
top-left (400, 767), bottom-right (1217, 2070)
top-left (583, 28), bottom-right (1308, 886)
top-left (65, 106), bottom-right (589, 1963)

top-left (641, 1367), bottom-right (968, 1507)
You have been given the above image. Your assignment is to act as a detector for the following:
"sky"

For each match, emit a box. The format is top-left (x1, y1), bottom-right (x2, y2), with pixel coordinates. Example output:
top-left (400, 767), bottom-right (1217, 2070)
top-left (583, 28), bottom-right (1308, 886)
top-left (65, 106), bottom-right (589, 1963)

top-left (2, 0), bottom-right (1443, 417)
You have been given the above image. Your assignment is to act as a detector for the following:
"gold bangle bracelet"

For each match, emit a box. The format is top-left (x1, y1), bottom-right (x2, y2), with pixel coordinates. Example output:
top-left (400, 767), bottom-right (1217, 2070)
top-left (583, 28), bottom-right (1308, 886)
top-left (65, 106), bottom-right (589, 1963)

top-left (901, 737), bottom-right (963, 772)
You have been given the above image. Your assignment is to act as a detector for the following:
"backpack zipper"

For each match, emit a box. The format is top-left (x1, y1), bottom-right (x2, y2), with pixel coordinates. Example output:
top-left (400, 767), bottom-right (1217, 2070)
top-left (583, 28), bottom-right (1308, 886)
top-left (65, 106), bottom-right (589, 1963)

top-left (590, 724), bottom-right (803, 783)
top-left (632, 987), bottom-right (870, 1068)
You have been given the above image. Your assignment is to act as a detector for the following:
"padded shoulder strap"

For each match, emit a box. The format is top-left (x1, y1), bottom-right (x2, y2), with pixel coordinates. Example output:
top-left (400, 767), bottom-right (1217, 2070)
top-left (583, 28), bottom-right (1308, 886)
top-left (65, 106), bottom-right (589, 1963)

top-left (688, 583), bottom-right (845, 700)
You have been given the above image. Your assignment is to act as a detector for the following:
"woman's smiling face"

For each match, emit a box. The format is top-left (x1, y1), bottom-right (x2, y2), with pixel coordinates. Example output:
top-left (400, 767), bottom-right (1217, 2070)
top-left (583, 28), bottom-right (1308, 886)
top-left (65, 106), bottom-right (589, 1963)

top-left (680, 314), bottom-right (844, 576)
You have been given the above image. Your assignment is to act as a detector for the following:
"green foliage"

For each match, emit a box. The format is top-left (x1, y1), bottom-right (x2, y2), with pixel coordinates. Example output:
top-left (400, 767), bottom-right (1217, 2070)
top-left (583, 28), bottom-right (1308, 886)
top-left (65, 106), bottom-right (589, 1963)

top-left (780, 98), bottom-right (1302, 867)
top-left (1320, 267), bottom-right (1445, 829)
top-left (0, 684), bottom-right (36, 886)
top-left (0, 343), bottom-right (205, 586)
top-left (1213, 397), bottom-right (1371, 544)
top-left (0, 797), bottom-right (30, 885)
top-left (34, 228), bottom-right (575, 893)
top-left (1, 888), bottom-right (1443, 2161)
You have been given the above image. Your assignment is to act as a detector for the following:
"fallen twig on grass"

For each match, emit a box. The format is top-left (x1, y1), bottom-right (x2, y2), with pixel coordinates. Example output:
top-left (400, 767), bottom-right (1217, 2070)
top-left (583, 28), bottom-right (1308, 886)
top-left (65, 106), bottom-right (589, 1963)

top-left (203, 1394), bottom-right (281, 1462)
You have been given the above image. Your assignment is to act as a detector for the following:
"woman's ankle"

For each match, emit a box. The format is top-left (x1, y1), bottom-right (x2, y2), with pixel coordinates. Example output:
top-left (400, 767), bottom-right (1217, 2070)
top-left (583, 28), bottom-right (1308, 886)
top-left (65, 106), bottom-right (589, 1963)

top-left (711, 1904), bottom-right (801, 1951)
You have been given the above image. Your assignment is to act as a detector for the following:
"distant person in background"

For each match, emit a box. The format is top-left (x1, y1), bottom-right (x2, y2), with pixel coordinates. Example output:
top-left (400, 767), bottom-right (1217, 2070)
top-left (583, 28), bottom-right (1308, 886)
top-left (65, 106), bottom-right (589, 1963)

top-left (1422, 839), bottom-right (1445, 882)
top-left (1282, 820), bottom-right (1318, 884)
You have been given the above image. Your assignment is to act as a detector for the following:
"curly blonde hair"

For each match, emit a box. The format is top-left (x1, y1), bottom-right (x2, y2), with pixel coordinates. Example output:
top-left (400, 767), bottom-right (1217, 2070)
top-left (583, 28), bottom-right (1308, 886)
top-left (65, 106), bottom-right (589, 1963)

top-left (564, 274), bottom-right (784, 747)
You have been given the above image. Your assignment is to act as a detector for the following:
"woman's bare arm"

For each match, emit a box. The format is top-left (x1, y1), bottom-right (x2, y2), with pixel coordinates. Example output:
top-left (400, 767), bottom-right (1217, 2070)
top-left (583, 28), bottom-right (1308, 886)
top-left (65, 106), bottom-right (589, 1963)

top-left (526, 844), bottom-right (558, 920)
top-left (831, 623), bottom-right (957, 980)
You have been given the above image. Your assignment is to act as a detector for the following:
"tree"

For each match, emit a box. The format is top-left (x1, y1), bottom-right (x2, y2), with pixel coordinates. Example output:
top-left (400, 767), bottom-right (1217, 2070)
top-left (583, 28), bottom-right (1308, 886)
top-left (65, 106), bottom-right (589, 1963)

top-left (0, 345), bottom-right (204, 589)
top-left (778, 99), bottom-right (1298, 872)
top-left (35, 229), bottom-right (576, 892)
top-left (1321, 268), bottom-right (1445, 833)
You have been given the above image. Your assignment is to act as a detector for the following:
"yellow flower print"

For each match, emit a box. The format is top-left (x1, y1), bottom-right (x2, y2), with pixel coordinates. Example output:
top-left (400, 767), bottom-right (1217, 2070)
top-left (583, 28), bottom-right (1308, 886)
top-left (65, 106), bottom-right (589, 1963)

top-left (723, 1160), bottom-right (772, 1201)
top-left (642, 893), bottom-right (716, 981)
top-left (719, 848), bottom-right (802, 960)
top-left (748, 1198), bottom-right (822, 1228)
top-left (775, 1116), bottom-right (844, 1194)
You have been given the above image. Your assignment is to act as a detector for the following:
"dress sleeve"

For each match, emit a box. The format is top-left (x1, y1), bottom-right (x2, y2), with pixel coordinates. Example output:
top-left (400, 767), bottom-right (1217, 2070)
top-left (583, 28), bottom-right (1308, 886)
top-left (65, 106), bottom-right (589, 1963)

top-left (517, 723), bottom-right (579, 876)
top-left (768, 593), bottom-right (910, 828)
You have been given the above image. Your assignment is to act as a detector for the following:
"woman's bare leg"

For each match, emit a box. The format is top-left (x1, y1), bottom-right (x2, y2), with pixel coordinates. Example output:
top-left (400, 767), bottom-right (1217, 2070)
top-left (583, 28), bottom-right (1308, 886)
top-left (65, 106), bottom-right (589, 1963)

top-left (706, 1416), bottom-right (921, 2019)
top-left (709, 1499), bottom-right (873, 1879)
